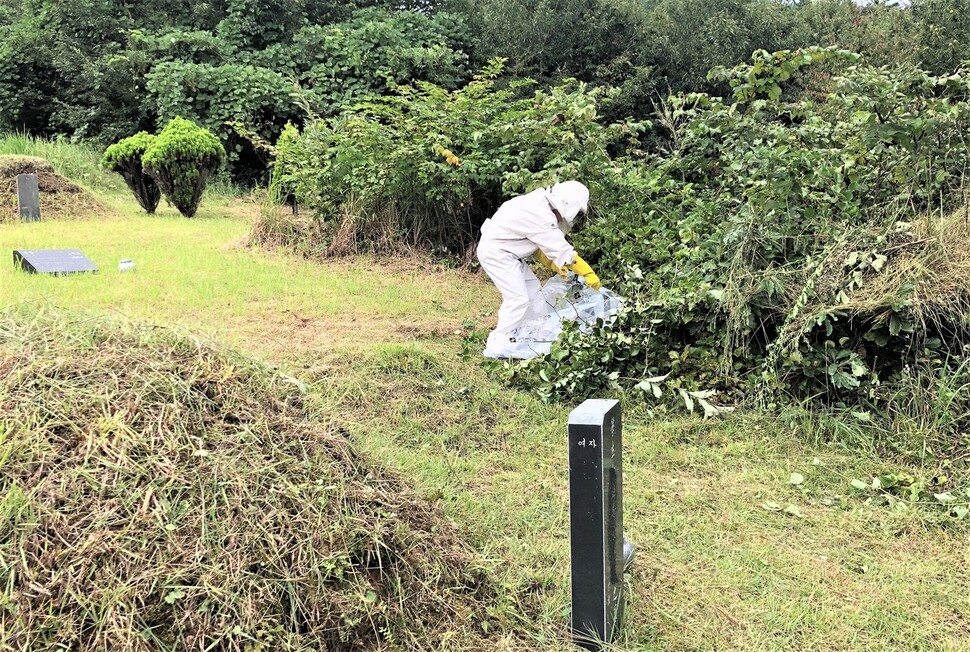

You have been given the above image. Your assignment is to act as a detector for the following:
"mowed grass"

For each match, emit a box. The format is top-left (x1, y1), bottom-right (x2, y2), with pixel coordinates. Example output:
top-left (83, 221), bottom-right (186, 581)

top-left (325, 347), bottom-right (970, 651)
top-left (0, 200), bottom-right (495, 359)
top-left (2, 191), bottom-right (968, 650)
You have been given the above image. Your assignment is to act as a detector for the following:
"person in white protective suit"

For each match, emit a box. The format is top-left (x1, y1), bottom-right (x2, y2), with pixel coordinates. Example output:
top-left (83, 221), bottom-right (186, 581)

top-left (476, 181), bottom-right (602, 359)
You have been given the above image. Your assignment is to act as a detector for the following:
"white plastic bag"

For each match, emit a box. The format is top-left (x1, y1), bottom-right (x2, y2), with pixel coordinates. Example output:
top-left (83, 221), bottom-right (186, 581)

top-left (504, 276), bottom-right (623, 360)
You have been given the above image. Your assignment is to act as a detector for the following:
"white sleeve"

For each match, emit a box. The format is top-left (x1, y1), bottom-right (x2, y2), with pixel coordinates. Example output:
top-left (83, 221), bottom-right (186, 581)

top-left (491, 191), bottom-right (577, 266)
top-left (528, 224), bottom-right (576, 268)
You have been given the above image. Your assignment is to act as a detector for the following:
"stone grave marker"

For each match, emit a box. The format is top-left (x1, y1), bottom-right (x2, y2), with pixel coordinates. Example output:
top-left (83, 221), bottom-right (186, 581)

top-left (17, 173), bottom-right (41, 222)
top-left (13, 249), bottom-right (98, 275)
top-left (568, 398), bottom-right (625, 650)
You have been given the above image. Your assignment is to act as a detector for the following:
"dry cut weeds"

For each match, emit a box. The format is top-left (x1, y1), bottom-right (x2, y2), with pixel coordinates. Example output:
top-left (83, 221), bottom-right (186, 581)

top-left (761, 206), bottom-right (970, 375)
top-left (0, 307), bottom-right (502, 651)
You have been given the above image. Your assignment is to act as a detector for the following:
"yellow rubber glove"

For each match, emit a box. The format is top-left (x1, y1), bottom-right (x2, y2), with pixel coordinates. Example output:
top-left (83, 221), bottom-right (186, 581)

top-left (566, 254), bottom-right (602, 290)
top-left (534, 250), bottom-right (566, 276)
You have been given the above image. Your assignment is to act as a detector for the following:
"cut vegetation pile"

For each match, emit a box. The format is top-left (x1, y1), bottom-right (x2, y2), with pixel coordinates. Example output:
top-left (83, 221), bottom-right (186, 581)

top-left (0, 155), bottom-right (106, 222)
top-left (764, 207), bottom-right (970, 468)
top-left (0, 307), bottom-right (500, 651)
top-left (829, 208), bottom-right (970, 330)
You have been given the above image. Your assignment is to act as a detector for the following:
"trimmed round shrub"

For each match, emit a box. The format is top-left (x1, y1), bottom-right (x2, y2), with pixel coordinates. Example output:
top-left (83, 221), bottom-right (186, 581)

top-left (143, 117), bottom-right (225, 217)
top-left (101, 132), bottom-right (162, 213)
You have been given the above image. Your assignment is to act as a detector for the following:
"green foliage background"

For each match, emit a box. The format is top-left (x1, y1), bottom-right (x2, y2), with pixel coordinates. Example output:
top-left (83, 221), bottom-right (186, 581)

top-left (4, 0), bottom-right (964, 172)
top-left (0, 0), bottom-right (472, 181)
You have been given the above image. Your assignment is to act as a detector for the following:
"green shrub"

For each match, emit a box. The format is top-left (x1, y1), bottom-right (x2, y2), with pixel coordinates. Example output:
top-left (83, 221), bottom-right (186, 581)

top-left (100, 132), bottom-right (161, 213)
top-left (506, 50), bottom-right (970, 426)
top-left (270, 60), bottom-right (646, 256)
top-left (142, 118), bottom-right (225, 217)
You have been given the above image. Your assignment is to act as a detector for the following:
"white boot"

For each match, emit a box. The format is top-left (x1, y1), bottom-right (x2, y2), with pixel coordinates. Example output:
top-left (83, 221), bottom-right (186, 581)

top-left (483, 331), bottom-right (519, 359)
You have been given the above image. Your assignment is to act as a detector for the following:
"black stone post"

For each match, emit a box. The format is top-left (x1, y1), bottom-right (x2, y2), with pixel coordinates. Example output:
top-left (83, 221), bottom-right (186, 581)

top-left (568, 399), bottom-right (624, 650)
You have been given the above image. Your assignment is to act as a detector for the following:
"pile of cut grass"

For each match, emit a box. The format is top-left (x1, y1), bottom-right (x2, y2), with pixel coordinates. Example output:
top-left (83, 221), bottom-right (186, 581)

top-left (0, 306), bottom-right (502, 651)
top-left (770, 206), bottom-right (970, 344)
top-left (760, 207), bottom-right (970, 468)
top-left (0, 156), bottom-right (55, 177)
top-left (0, 154), bottom-right (108, 222)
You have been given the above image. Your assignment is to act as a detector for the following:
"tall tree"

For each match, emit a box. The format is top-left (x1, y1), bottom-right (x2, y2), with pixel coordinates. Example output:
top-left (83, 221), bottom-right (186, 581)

top-left (642, 0), bottom-right (803, 95)
top-left (912, 0), bottom-right (970, 74)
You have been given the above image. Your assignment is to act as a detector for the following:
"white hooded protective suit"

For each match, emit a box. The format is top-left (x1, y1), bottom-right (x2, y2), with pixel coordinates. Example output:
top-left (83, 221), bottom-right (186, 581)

top-left (476, 181), bottom-right (590, 358)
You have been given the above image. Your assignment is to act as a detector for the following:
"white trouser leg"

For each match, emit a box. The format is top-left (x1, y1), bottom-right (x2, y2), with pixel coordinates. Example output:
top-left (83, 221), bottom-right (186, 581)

top-left (520, 265), bottom-right (543, 323)
top-left (477, 243), bottom-right (543, 357)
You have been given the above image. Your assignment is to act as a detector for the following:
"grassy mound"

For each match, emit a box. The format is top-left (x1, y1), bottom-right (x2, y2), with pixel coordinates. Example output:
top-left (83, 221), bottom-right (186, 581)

top-left (0, 155), bottom-right (55, 177)
top-left (0, 307), bottom-right (498, 651)
top-left (0, 155), bottom-right (106, 222)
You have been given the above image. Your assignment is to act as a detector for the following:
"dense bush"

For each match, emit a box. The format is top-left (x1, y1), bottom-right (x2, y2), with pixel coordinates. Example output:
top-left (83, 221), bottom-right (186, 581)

top-left (145, 62), bottom-right (294, 182)
top-left (912, 0), bottom-right (970, 75)
top-left (253, 7), bottom-right (473, 109)
top-left (506, 50), bottom-right (970, 426)
top-left (641, 0), bottom-right (804, 96)
top-left (100, 131), bottom-right (161, 213)
top-left (269, 60), bottom-right (645, 256)
top-left (3, 0), bottom-right (937, 184)
top-left (0, 13), bottom-right (65, 135)
top-left (463, 0), bottom-right (658, 121)
top-left (461, 0), bottom-right (921, 127)
top-left (142, 118), bottom-right (225, 217)
top-left (789, 0), bottom-right (918, 68)
top-left (137, 8), bottom-right (473, 182)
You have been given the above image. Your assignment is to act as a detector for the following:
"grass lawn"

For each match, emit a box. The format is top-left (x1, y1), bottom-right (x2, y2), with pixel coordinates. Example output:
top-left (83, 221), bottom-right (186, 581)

top-left (2, 194), bottom-right (968, 651)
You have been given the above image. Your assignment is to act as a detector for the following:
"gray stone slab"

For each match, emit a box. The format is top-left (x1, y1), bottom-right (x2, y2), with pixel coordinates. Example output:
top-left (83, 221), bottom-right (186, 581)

top-left (17, 173), bottom-right (41, 222)
top-left (13, 249), bottom-right (98, 275)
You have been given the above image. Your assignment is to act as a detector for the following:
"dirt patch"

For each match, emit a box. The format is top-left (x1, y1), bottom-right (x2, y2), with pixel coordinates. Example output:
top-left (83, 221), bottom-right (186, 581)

top-left (195, 304), bottom-right (468, 365)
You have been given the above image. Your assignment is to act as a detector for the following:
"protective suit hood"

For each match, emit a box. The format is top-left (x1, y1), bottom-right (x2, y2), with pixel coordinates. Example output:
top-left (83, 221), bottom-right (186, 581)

top-left (545, 181), bottom-right (589, 227)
